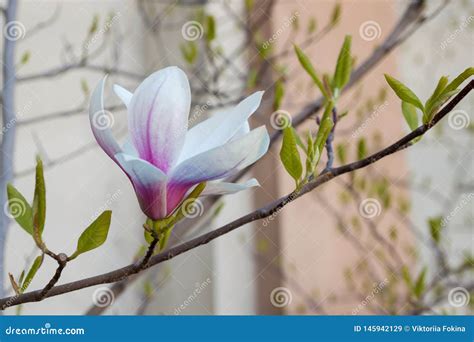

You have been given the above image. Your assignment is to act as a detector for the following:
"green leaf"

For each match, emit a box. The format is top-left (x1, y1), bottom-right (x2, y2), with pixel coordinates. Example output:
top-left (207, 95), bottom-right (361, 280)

top-left (32, 157), bottom-right (46, 247)
top-left (206, 15), bottom-right (216, 42)
top-left (308, 17), bottom-right (317, 34)
top-left (401, 101), bottom-right (418, 131)
top-left (305, 132), bottom-right (315, 174)
top-left (70, 210), bottom-right (112, 259)
top-left (315, 117), bottom-right (334, 153)
top-left (20, 51), bottom-right (30, 65)
top-left (423, 89), bottom-right (460, 124)
top-left (280, 127), bottom-right (303, 185)
top-left (247, 68), bottom-right (258, 89)
top-left (401, 266), bottom-right (412, 288)
top-left (336, 144), bottom-right (346, 164)
top-left (6, 184), bottom-right (33, 236)
top-left (330, 2), bottom-right (341, 26)
top-left (443, 67), bottom-right (474, 94)
top-left (413, 267), bottom-right (427, 299)
top-left (273, 80), bottom-right (285, 111)
top-left (88, 15), bottom-right (99, 35)
top-left (428, 216), bottom-right (443, 244)
top-left (424, 76), bottom-right (449, 120)
top-left (245, 0), bottom-right (254, 12)
top-left (384, 74), bottom-right (424, 111)
top-left (80, 78), bottom-right (89, 96)
top-left (21, 254), bottom-right (44, 292)
top-left (294, 44), bottom-right (328, 98)
top-left (357, 138), bottom-right (367, 160)
top-left (180, 41), bottom-right (198, 65)
top-left (332, 35), bottom-right (352, 94)
top-left (294, 128), bottom-right (307, 153)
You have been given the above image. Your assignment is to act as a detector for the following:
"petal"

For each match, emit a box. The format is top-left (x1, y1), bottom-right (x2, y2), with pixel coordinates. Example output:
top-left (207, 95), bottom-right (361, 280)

top-left (201, 178), bottom-right (260, 196)
top-left (178, 91), bottom-right (264, 163)
top-left (113, 84), bottom-right (133, 108)
top-left (115, 153), bottom-right (168, 219)
top-left (128, 66), bottom-right (191, 173)
top-left (230, 121), bottom-right (250, 142)
top-left (170, 126), bottom-right (269, 185)
top-left (89, 76), bottom-right (121, 160)
top-left (121, 136), bottom-right (138, 157)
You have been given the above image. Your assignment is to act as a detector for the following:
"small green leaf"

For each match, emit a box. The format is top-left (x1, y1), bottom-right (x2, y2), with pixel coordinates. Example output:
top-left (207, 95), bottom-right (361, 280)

top-left (413, 267), bottom-right (427, 299)
top-left (330, 2), bottom-right (341, 26)
top-left (70, 210), bottom-right (112, 259)
top-left (21, 254), bottom-right (44, 292)
top-left (315, 117), bottom-right (334, 153)
top-left (88, 14), bottom-right (99, 35)
top-left (401, 266), bottom-right (412, 288)
top-left (80, 79), bottom-right (89, 95)
top-left (424, 76), bottom-right (449, 120)
top-left (6, 184), bottom-right (33, 236)
top-left (336, 144), bottom-right (346, 164)
top-left (401, 101), bottom-right (418, 131)
top-left (332, 35), bottom-right (352, 94)
top-left (180, 41), bottom-right (198, 65)
top-left (32, 157), bottom-right (46, 247)
top-left (206, 15), bottom-right (216, 42)
top-left (308, 17), bottom-right (317, 34)
top-left (384, 74), bottom-right (424, 111)
top-left (428, 216), bottom-right (443, 244)
top-left (245, 0), bottom-right (254, 12)
top-left (443, 67), bottom-right (474, 94)
top-left (357, 138), bottom-right (367, 160)
top-left (273, 80), bottom-right (285, 111)
top-left (247, 68), bottom-right (258, 89)
top-left (280, 127), bottom-right (303, 185)
top-left (294, 44), bottom-right (328, 98)
top-left (305, 132), bottom-right (315, 174)
top-left (294, 128), bottom-right (307, 153)
top-left (20, 51), bottom-right (30, 65)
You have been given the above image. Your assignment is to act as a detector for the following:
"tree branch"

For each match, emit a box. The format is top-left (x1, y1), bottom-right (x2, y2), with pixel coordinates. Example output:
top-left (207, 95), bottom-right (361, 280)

top-left (1, 79), bottom-right (471, 310)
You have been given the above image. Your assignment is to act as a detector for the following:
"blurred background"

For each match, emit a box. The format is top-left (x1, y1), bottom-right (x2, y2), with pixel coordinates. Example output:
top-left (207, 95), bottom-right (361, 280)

top-left (0, 0), bottom-right (472, 315)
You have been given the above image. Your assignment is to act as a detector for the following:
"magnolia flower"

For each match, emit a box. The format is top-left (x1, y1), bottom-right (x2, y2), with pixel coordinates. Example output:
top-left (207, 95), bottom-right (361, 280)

top-left (89, 66), bottom-right (269, 220)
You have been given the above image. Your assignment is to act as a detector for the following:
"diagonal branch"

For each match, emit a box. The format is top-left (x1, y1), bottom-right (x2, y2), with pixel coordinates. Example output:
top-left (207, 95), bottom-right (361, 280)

top-left (1, 79), bottom-right (471, 310)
